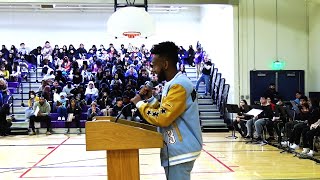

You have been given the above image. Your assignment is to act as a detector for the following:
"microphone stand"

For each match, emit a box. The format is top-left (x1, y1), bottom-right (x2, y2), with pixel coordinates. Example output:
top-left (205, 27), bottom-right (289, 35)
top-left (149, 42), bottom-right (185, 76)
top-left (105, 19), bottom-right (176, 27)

top-left (115, 103), bottom-right (133, 123)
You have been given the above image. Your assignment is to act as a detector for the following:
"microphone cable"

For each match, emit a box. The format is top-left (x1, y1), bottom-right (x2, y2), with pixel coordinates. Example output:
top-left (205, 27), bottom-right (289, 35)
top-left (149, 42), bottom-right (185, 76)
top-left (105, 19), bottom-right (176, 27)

top-left (163, 141), bottom-right (170, 180)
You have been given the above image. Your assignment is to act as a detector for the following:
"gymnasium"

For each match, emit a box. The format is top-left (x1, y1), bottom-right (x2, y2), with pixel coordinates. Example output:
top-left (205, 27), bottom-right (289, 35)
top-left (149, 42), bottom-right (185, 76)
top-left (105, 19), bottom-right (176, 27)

top-left (1, 0), bottom-right (320, 179)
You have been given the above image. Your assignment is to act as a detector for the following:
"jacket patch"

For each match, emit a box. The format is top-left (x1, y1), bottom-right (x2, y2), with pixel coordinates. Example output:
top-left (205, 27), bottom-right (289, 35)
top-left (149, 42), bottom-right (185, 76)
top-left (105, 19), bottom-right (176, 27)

top-left (152, 111), bottom-right (159, 117)
top-left (160, 108), bottom-right (166, 114)
top-left (166, 129), bottom-right (176, 144)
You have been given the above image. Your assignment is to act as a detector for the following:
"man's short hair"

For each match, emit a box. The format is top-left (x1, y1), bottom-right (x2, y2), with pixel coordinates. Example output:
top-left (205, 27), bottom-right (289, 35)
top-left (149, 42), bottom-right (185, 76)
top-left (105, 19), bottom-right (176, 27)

top-left (150, 41), bottom-right (179, 65)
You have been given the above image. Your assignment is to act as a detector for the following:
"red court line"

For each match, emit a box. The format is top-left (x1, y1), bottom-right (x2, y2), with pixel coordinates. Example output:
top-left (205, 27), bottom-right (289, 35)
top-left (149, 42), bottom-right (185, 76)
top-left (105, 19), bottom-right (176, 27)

top-left (202, 148), bottom-right (235, 172)
top-left (19, 137), bottom-right (70, 178)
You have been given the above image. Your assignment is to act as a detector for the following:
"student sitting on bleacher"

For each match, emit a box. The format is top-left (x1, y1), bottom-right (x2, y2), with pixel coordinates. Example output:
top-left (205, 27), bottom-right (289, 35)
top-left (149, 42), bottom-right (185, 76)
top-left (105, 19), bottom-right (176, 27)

top-left (10, 61), bottom-right (20, 82)
top-left (65, 98), bottom-right (82, 135)
top-left (0, 78), bottom-right (10, 106)
top-left (25, 91), bottom-right (39, 121)
top-left (56, 92), bottom-right (68, 121)
top-left (0, 104), bottom-right (11, 136)
top-left (29, 96), bottom-right (52, 135)
top-left (110, 97), bottom-right (124, 118)
top-left (62, 81), bottom-right (74, 98)
top-left (87, 102), bottom-right (101, 121)
top-left (84, 81), bottom-right (99, 105)
top-left (0, 65), bottom-right (10, 80)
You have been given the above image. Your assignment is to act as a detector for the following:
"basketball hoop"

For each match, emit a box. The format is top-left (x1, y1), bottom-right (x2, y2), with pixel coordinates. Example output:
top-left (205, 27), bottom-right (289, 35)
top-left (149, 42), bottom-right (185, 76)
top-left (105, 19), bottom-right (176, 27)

top-left (123, 32), bottom-right (141, 38)
top-left (107, 7), bottom-right (155, 38)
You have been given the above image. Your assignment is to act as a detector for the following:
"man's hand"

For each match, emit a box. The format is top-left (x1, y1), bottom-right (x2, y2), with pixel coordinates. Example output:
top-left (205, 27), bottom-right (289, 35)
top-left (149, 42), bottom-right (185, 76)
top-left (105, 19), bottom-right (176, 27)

top-left (236, 117), bottom-right (240, 122)
top-left (139, 86), bottom-right (152, 100)
top-left (37, 112), bottom-right (42, 116)
top-left (310, 124), bottom-right (316, 130)
top-left (131, 94), bottom-right (142, 105)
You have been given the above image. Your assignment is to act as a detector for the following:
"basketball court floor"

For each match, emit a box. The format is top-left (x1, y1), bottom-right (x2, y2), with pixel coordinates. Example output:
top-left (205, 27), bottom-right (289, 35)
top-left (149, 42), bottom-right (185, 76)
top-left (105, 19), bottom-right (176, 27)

top-left (1, 132), bottom-right (320, 180)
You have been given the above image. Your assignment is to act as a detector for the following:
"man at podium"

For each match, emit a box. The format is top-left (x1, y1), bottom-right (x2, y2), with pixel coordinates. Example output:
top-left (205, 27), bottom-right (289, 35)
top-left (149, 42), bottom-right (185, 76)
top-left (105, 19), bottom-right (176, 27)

top-left (131, 41), bottom-right (203, 180)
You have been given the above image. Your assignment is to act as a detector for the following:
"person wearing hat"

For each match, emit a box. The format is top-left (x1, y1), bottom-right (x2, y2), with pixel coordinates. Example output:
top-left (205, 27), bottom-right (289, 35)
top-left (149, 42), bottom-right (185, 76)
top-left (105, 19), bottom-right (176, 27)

top-left (29, 96), bottom-right (52, 135)
top-left (56, 92), bottom-right (68, 121)
top-left (84, 81), bottom-right (99, 105)
top-left (62, 81), bottom-right (74, 97)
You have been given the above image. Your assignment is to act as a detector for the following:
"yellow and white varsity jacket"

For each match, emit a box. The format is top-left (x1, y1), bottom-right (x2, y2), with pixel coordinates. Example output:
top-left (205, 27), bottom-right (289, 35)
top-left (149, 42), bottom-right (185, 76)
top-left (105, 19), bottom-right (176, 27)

top-left (136, 72), bottom-right (203, 167)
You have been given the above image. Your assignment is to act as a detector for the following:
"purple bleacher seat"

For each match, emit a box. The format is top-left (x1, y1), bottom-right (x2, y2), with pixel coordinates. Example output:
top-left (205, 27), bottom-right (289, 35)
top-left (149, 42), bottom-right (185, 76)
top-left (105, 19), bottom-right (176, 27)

top-left (39, 112), bottom-right (88, 128)
top-left (8, 82), bottom-right (20, 93)
top-left (8, 88), bottom-right (15, 94)
top-left (8, 82), bottom-right (19, 88)
top-left (40, 120), bottom-right (87, 128)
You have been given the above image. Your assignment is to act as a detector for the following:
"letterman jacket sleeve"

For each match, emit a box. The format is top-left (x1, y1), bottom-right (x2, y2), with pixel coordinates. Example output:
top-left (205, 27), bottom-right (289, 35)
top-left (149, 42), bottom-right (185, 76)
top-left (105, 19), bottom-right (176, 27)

top-left (136, 84), bottom-right (187, 127)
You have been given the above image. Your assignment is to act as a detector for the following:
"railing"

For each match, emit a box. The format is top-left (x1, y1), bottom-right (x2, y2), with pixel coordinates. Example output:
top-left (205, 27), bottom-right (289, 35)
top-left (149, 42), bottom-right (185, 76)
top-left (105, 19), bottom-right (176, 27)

top-left (20, 82), bottom-right (25, 107)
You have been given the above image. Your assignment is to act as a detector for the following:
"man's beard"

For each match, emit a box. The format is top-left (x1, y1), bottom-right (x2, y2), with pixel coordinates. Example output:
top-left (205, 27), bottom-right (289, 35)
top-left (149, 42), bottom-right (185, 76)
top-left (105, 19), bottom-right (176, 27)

top-left (157, 68), bottom-right (166, 83)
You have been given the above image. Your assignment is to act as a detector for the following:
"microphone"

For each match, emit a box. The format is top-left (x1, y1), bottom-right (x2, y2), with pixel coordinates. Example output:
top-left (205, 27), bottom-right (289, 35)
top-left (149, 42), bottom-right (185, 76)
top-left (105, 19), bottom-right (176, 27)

top-left (115, 102), bottom-right (134, 123)
top-left (139, 81), bottom-right (154, 99)
top-left (144, 81), bottom-right (154, 90)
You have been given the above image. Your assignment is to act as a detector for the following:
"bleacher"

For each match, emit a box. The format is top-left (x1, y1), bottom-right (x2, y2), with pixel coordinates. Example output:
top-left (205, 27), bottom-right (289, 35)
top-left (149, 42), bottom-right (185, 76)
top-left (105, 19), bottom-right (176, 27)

top-left (6, 41), bottom-right (231, 134)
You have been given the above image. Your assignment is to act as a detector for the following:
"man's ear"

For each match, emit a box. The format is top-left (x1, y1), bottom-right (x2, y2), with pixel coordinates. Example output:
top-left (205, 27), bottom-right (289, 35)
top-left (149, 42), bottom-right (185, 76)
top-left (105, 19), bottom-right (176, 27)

top-left (164, 61), bottom-right (169, 70)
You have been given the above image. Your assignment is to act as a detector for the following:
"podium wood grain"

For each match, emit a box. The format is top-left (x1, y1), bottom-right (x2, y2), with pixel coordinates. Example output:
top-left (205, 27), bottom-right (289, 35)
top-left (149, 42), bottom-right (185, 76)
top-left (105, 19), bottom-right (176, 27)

top-left (86, 121), bottom-right (163, 151)
top-left (107, 150), bottom-right (139, 180)
top-left (85, 117), bottom-right (163, 180)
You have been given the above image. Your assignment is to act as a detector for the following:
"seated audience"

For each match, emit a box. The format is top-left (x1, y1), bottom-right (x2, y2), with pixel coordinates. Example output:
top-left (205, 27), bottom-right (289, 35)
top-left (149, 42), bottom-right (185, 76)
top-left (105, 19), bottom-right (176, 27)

top-left (25, 91), bottom-right (39, 120)
top-left (29, 96), bottom-right (52, 135)
top-left (246, 96), bottom-right (274, 141)
top-left (87, 102), bottom-right (101, 121)
top-left (234, 99), bottom-right (251, 137)
top-left (85, 81), bottom-right (99, 104)
top-left (0, 104), bottom-right (11, 136)
top-left (65, 98), bottom-right (82, 135)
top-left (56, 92), bottom-right (68, 121)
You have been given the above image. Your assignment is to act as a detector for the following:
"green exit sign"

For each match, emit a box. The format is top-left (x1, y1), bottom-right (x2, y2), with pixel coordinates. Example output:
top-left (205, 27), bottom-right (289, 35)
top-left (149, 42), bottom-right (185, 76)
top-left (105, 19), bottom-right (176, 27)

top-left (272, 60), bottom-right (285, 70)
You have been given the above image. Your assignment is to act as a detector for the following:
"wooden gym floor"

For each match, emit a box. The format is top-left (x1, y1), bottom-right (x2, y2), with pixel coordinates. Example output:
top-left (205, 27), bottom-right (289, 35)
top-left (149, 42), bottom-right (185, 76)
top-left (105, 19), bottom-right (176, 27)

top-left (0, 132), bottom-right (320, 180)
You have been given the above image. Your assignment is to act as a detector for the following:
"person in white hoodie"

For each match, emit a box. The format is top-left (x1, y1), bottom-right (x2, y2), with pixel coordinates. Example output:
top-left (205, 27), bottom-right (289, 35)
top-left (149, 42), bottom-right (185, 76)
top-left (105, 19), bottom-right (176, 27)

top-left (85, 81), bottom-right (99, 105)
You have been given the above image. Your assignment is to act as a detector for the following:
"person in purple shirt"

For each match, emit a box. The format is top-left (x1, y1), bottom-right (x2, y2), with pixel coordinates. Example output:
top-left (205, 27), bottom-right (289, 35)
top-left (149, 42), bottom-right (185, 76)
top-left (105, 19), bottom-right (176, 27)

top-left (194, 48), bottom-right (203, 78)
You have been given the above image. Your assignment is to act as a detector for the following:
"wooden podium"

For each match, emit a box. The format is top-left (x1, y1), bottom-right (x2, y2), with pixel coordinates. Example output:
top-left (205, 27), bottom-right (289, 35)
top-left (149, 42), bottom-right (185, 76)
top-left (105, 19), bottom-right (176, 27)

top-left (85, 116), bottom-right (163, 180)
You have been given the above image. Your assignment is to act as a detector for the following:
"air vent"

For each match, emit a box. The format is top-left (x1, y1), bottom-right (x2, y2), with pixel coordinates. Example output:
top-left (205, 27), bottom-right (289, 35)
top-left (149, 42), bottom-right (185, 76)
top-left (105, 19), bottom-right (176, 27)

top-left (41, 4), bottom-right (54, 9)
